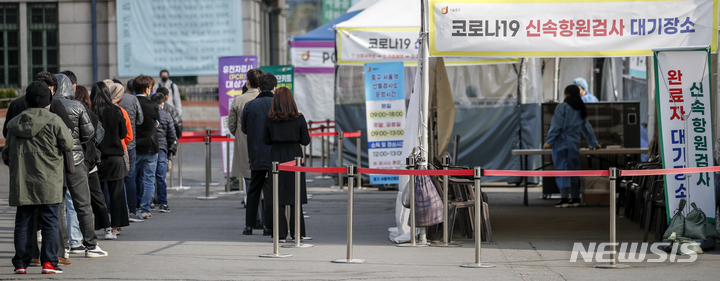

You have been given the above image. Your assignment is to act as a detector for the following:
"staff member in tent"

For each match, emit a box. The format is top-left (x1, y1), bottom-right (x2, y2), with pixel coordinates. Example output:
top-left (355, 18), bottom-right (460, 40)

top-left (573, 77), bottom-right (599, 103)
top-left (543, 85), bottom-right (600, 208)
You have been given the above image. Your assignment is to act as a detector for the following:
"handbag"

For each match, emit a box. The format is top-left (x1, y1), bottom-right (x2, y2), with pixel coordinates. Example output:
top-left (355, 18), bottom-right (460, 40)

top-left (684, 202), bottom-right (707, 240)
top-left (663, 199), bottom-right (686, 239)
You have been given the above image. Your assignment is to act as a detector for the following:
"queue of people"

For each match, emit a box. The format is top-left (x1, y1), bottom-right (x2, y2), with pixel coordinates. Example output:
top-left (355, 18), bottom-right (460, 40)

top-left (3, 71), bottom-right (182, 274)
top-left (229, 71), bottom-right (311, 241)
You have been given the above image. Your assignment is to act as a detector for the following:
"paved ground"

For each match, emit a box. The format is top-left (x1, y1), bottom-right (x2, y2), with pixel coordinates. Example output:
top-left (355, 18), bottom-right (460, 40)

top-left (0, 142), bottom-right (718, 280)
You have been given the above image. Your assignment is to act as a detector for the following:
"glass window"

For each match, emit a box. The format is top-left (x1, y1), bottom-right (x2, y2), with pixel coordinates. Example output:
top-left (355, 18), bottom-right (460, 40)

top-left (27, 3), bottom-right (58, 81)
top-left (0, 3), bottom-right (20, 88)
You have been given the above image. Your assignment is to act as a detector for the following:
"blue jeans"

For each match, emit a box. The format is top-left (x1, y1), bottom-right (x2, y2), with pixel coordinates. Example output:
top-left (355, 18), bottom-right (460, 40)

top-left (155, 151), bottom-right (168, 205)
top-left (137, 152), bottom-right (158, 213)
top-left (65, 189), bottom-right (82, 248)
top-left (124, 148), bottom-right (138, 212)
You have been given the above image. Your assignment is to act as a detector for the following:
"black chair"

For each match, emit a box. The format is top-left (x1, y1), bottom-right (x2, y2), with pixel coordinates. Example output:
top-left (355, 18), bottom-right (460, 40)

top-left (643, 179), bottom-right (667, 242)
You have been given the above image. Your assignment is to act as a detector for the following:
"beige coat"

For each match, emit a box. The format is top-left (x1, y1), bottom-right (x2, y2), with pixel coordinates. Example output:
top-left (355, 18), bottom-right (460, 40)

top-left (228, 88), bottom-right (260, 179)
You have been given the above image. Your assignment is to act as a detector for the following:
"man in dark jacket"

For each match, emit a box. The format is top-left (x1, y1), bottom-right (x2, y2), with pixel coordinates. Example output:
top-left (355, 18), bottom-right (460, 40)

top-left (155, 87), bottom-right (182, 156)
top-left (241, 73), bottom-right (276, 235)
top-left (53, 74), bottom-right (107, 258)
top-left (151, 93), bottom-right (177, 213)
top-left (3, 82), bottom-right (73, 274)
top-left (118, 78), bottom-right (145, 222)
top-left (132, 75), bottom-right (161, 219)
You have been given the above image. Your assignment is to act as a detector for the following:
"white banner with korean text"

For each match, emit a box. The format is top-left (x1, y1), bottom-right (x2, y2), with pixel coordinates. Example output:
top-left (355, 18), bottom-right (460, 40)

top-left (429, 0), bottom-right (718, 57)
top-left (654, 47), bottom-right (715, 222)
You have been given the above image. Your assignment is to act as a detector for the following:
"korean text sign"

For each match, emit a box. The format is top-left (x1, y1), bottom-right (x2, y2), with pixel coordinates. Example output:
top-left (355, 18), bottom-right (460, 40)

top-left (429, 0), bottom-right (718, 57)
top-left (654, 48), bottom-right (715, 222)
top-left (259, 65), bottom-right (295, 91)
top-left (116, 0), bottom-right (243, 76)
top-left (364, 62), bottom-right (406, 184)
top-left (218, 56), bottom-right (258, 173)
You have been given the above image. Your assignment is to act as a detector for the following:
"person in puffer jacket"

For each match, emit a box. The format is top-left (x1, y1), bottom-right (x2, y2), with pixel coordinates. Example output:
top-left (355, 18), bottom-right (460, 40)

top-left (52, 74), bottom-right (108, 258)
top-left (151, 93), bottom-right (176, 213)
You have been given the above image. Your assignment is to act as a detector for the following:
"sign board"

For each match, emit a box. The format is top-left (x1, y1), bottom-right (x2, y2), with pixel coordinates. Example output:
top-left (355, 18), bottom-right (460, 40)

top-left (429, 0), bottom-right (718, 57)
top-left (364, 62), bottom-right (406, 184)
top-left (259, 65), bottom-right (295, 91)
top-left (290, 41), bottom-right (336, 74)
top-left (116, 0), bottom-right (243, 76)
top-left (654, 47), bottom-right (715, 222)
top-left (218, 56), bottom-right (258, 174)
top-left (322, 0), bottom-right (352, 25)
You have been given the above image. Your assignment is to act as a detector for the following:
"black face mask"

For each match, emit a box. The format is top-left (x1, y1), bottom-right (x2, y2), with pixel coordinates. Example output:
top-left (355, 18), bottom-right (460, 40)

top-left (161, 77), bottom-right (169, 83)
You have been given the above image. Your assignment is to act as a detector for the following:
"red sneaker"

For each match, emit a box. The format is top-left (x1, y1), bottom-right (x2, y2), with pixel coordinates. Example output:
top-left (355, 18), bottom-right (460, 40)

top-left (14, 268), bottom-right (26, 274)
top-left (41, 262), bottom-right (63, 274)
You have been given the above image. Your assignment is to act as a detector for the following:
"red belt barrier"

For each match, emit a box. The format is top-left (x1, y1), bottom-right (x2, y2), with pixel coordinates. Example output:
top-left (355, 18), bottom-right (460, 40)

top-left (620, 166), bottom-right (720, 176)
top-left (343, 132), bottom-right (362, 138)
top-left (310, 132), bottom-right (338, 137)
top-left (279, 165), bottom-right (347, 173)
top-left (181, 130), bottom-right (221, 137)
top-left (358, 168), bottom-right (474, 176)
top-left (308, 127), bottom-right (325, 132)
top-left (210, 136), bottom-right (234, 142)
top-left (177, 136), bottom-right (206, 143)
top-left (485, 170), bottom-right (610, 177)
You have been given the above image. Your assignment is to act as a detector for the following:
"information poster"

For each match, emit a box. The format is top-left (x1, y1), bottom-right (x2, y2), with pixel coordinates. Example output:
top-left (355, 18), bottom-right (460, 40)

top-left (116, 0), bottom-right (243, 76)
top-left (322, 0), bottom-right (352, 25)
top-left (364, 62), bottom-right (405, 184)
top-left (654, 47), bottom-right (715, 222)
top-left (218, 56), bottom-right (258, 174)
top-left (259, 65), bottom-right (295, 91)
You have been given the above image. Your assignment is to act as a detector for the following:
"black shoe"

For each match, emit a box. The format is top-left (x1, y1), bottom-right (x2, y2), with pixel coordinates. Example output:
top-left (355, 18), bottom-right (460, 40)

top-left (253, 221), bottom-right (264, 229)
top-left (569, 198), bottom-right (581, 207)
top-left (263, 228), bottom-right (272, 236)
top-left (555, 198), bottom-right (570, 208)
top-left (243, 226), bottom-right (253, 235)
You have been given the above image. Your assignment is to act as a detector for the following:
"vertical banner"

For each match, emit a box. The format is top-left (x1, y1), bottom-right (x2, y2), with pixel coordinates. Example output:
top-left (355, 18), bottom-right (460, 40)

top-left (259, 65), bottom-right (295, 91)
top-left (219, 56), bottom-right (258, 174)
top-left (654, 47), bottom-right (715, 222)
top-left (322, 0), bottom-right (352, 25)
top-left (364, 62), bottom-right (405, 184)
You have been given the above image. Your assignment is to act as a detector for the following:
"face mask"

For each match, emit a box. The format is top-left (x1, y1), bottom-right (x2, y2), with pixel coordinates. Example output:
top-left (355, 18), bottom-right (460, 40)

top-left (161, 77), bottom-right (168, 83)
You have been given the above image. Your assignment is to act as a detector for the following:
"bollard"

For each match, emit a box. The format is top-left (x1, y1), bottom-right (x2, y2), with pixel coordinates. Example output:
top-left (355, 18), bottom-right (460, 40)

top-left (356, 133), bottom-right (363, 189)
top-left (432, 156), bottom-right (461, 247)
top-left (197, 131), bottom-right (218, 200)
top-left (596, 167), bottom-right (630, 269)
top-left (461, 167), bottom-right (494, 268)
top-left (333, 165), bottom-right (366, 263)
top-left (399, 157), bottom-right (427, 247)
top-left (283, 157), bottom-right (313, 248)
top-left (337, 131), bottom-right (344, 189)
top-left (260, 162), bottom-right (293, 258)
top-left (452, 135), bottom-right (460, 165)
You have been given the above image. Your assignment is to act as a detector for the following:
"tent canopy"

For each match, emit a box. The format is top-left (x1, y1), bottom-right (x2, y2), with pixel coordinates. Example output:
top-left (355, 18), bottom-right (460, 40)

top-left (335, 0), bottom-right (419, 29)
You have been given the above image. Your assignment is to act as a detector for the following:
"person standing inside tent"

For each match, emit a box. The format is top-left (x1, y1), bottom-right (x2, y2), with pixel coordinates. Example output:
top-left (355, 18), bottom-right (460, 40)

top-left (543, 85), bottom-right (599, 208)
top-left (573, 77), bottom-right (598, 103)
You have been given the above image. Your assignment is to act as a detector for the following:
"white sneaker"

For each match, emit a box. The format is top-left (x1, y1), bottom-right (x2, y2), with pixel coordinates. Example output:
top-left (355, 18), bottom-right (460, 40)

top-left (104, 228), bottom-right (117, 240)
top-left (85, 246), bottom-right (108, 258)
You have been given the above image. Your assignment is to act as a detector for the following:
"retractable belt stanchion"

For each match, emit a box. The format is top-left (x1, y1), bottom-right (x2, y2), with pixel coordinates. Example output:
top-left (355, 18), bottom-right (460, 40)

top-left (461, 167), bottom-right (494, 268)
top-left (432, 156), bottom-right (460, 247)
top-left (596, 167), bottom-right (630, 269)
top-left (283, 157), bottom-right (313, 248)
top-left (337, 131), bottom-right (344, 189)
top-left (399, 156), bottom-right (427, 247)
top-left (308, 121), bottom-right (314, 168)
top-left (316, 125), bottom-right (331, 179)
top-left (356, 133), bottom-right (363, 189)
top-left (333, 165), bottom-right (366, 263)
top-left (325, 119), bottom-right (331, 169)
top-left (219, 136), bottom-right (239, 195)
top-left (171, 143), bottom-right (190, 190)
top-left (197, 130), bottom-right (218, 200)
top-left (261, 162), bottom-right (293, 258)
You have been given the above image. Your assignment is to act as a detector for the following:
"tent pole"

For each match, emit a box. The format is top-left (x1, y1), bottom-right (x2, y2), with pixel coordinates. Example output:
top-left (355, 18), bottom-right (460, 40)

top-left (419, 0), bottom-right (430, 166)
top-left (553, 58), bottom-right (561, 101)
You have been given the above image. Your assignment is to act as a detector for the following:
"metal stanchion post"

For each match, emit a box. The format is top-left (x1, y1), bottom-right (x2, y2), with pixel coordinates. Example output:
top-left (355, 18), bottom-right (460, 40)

top-left (356, 133), bottom-right (363, 189)
top-left (399, 157), bottom-right (427, 247)
top-left (261, 162), bottom-right (293, 258)
top-left (333, 165), bottom-right (365, 263)
top-left (432, 156), bottom-right (460, 247)
top-left (219, 137), bottom-right (240, 195)
top-left (320, 125), bottom-right (326, 167)
top-left (169, 152), bottom-right (174, 188)
top-left (197, 131), bottom-right (218, 200)
top-left (309, 121), bottom-right (314, 168)
top-left (337, 131), bottom-right (344, 189)
top-left (171, 143), bottom-right (190, 190)
top-left (596, 167), bottom-right (629, 269)
top-left (283, 157), bottom-right (313, 248)
top-left (461, 167), bottom-right (494, 268)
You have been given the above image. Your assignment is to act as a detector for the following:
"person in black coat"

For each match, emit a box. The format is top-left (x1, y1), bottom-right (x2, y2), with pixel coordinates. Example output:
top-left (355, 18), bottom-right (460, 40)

top-left (263, 87), bottom-right (311, 240)
top-left (241, 73), bottom-right (276, 235)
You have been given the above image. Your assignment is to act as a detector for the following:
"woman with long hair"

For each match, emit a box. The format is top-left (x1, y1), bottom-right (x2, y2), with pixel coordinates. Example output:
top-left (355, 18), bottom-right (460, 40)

top-left (90, 82), bottom-right (130, 236)
top-left (263, 87), bottom-right (311, 240)
top-left (543, 85), bottom-right (599, 208)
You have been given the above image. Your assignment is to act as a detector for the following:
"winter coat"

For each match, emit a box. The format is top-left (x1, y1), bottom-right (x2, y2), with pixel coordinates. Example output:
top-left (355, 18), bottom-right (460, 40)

top-left (53, 74), bottom-right (95, 166)
top-left (2, 108), bottom-right (74, 206)
top-left (96, 106), bottom-right (128, 158)
top-left (162, 103), bottom-right (182, 155)
top-left (156, 109), bottom-right (177, 153)
top-left (3, 97), bottom-right (73, 138)
top-left (263, 115), bottom-right (310, 205)
top-left (118, 93), bottom-right (144, 150)
top-left (154, 79), bottom-right (183, 115)
top-left (118, 107), bottom-right (133, 150)
top-left (135, 94), bottom-right (160, 155)
top-left (241, 91), bottom-right (273, 171)
top-left (228, 87), bottom-right (260, 179)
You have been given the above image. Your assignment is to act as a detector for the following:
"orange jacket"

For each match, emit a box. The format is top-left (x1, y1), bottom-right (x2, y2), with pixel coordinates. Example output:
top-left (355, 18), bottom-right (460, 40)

top-left (118, 106), bottom-right (133, 150)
